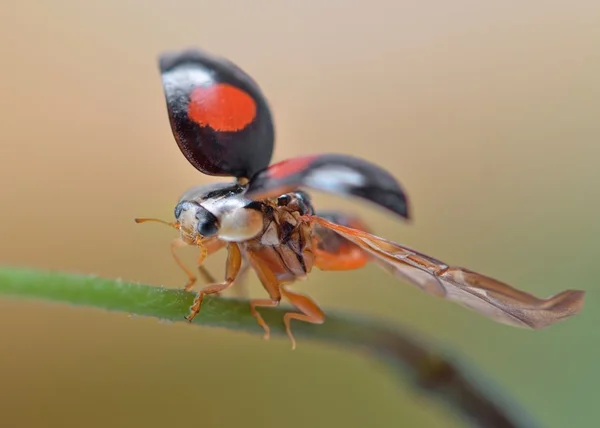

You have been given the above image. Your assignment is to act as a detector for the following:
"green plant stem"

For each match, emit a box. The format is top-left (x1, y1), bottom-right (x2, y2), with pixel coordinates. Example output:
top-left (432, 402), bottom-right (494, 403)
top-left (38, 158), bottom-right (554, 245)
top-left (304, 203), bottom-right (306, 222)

top-left (0, 266), bottom-right (535, 428)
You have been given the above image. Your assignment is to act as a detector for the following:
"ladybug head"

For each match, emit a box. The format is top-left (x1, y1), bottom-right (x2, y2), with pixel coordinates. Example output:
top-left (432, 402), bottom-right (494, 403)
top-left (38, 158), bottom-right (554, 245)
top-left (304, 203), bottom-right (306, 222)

top-left (174, 182), bottom-right (264, 244)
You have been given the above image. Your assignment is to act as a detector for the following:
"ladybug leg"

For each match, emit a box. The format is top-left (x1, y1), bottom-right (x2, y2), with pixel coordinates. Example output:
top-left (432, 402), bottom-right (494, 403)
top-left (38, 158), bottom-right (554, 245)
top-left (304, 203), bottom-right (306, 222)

top-left (170, 238), bottom-right (201, 291)
top-left (249, 298), bottom-right (280, 340)
top-left (245, 252), bottom-right (282, 340)
top-left (229, 262), bottom-right (251, 298)
top-left (170, 237), bottom-right (226, 292)
top-left (185, 244), bottom-right (242, 322)
top-left (190, 237), bottom-right (227, 293)
top-left (197, 265), bottom-right (217, 287)
top-left (135, 216), bottom-right (224, 292)
top-left (279, 286), bottom-right (325, 350)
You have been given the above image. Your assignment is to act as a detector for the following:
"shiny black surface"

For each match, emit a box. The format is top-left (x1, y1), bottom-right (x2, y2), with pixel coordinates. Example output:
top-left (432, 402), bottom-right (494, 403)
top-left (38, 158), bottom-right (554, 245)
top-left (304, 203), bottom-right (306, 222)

top-left (159, 48), bottom-right (275, 178)
top-left (246, 154), bottom-right (410, 219)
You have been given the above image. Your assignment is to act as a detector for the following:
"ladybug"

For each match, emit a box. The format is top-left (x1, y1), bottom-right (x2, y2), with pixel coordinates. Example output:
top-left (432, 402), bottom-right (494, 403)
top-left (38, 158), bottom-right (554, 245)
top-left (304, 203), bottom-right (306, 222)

top-left (136, 48), bottom-right (584, 349)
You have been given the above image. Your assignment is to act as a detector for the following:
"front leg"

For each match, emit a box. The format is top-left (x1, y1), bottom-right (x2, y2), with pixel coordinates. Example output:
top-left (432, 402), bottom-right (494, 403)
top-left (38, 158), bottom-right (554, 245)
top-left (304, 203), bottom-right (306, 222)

top-left (229, 262), bottom-right (251, 298)
top-left (170, 237), bottom-right (226, 292)
top-left (185, 243), bottom-right (242, 322)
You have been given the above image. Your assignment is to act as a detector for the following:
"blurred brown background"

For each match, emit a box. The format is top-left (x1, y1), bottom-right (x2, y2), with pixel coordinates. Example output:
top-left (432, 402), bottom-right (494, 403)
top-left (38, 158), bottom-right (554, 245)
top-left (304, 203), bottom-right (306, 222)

top-left (1, 1), bottom-right (599, 427)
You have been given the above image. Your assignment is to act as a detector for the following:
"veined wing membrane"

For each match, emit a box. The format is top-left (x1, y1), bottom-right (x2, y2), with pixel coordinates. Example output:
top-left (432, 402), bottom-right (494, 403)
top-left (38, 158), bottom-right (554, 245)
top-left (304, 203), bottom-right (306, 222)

top-left (309, 216), bottom-right (585, 329)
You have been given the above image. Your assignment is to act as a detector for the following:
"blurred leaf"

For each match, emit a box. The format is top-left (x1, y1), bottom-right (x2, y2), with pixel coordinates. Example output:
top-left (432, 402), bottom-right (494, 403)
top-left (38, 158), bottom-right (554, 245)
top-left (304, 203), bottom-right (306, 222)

top-left (0, 266), bottom-right (537, 428)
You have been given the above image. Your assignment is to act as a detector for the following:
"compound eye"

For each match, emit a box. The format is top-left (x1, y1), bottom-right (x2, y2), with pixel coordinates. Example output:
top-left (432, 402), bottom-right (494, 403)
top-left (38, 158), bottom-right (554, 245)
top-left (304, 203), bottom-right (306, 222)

top-left (197, 220), bottom-right (218, 237)
top-left (195, 208), bottom-right (219, 237)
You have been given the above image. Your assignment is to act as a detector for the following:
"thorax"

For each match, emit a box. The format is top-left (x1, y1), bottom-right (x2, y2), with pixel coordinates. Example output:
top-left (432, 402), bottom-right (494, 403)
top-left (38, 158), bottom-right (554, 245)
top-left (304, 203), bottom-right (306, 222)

top-left (238, 196), bottom-right (315, 284)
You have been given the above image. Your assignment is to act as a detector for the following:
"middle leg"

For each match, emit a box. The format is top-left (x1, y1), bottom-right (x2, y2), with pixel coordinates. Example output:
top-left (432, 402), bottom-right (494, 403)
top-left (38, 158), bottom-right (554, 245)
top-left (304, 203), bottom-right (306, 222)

top-left (245, 251), bottom-right (282, 340)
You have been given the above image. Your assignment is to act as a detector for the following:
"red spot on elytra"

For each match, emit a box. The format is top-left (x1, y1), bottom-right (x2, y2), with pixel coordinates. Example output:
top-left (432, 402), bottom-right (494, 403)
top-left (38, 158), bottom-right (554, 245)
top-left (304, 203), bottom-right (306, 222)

top-left (188, 83), bottom-right (257, 132)
top-left (266, 155), bottom-right (319, 179)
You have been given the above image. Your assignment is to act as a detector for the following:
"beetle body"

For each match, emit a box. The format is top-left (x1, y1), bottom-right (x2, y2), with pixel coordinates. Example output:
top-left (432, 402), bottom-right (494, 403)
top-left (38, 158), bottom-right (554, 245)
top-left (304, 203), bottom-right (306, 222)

top-left (172, 181), bottom-right (369, 295)
top-left (176, 184), bottom-right (319, 281)
top-left (136, 48), bottom-right (584, 349)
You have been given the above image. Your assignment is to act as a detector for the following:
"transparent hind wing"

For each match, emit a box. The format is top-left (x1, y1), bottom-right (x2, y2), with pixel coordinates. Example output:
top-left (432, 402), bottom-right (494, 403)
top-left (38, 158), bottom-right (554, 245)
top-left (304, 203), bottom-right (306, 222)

top-left (309, 216), bottom-right (585, 329)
